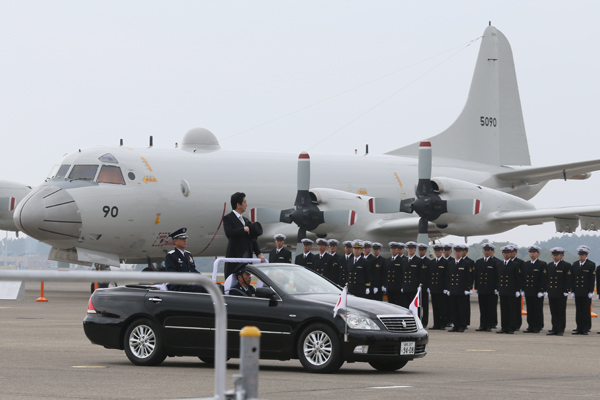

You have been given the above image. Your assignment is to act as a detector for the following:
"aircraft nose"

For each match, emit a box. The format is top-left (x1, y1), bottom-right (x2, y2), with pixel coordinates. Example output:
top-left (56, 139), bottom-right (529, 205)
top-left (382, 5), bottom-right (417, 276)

top-left (14, 185), bottom-right (82, 243)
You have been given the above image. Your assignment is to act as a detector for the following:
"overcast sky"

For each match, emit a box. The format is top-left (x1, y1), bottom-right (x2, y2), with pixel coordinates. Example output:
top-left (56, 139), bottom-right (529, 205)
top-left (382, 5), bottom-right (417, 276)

top-left (1, 1), bottom-right (599, 247)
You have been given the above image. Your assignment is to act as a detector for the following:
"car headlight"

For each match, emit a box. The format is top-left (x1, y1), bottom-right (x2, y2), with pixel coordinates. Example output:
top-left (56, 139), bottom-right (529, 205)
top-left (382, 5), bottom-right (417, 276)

top-left (341, 312), bottom-right (380, 330)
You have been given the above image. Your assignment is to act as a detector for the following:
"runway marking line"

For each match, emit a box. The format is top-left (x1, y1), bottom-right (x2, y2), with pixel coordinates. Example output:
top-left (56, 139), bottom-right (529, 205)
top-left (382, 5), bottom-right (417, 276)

top-left (466, 349), bottom-right (495, 352)
top-left (369, 386), bottom-right (413, 389)
top-left (71, 366), bottom-right (107, 368)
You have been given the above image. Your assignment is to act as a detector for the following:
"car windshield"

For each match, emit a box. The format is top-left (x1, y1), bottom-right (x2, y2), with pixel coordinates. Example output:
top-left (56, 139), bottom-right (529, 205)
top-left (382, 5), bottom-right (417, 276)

top-left (252, 265), bottom-right (341, 295)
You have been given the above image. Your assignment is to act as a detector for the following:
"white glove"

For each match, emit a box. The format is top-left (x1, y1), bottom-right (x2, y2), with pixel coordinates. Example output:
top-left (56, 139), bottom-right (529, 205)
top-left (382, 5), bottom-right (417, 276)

top-left (543, 292), bottom-right (548, 297)
top-left (474, 289), bottom-right (478, 294)
top-left (588, 292), bottom-right (593, 299)
top-left (537, 292), bottom-right (544, 298)
top-left (464, 290), bottom-right (469, 295)
top-left (401, 288), bottom-right (404, 293)
top-left (443, 290), bottom-right (450, 296)
top-left (382, 286), bottom-right (386, 293)
top-left (427, 288), bottom-right (430, 293)
top-left (564, 292), bottom-right (569, 297)
top-left (373, 287), bottom-right (378, 294)
top-left (515, 291), bottom-right (520, 298)
top-left (366, 288), bottom-right (370, 295)
top-left (494, 289), bottom-right (499, 295)
top-left (570, 292), bottom-right (575, 298)
top-left (520, 291), bottom-right (525, 297)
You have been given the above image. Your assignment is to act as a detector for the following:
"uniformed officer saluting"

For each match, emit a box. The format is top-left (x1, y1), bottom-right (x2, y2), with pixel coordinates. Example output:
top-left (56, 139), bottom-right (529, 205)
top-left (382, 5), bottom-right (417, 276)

top-left (164, 228), bottom-right (206, 293)
top-left (347, 240), bottom-right (371, 298)
top-left (268, 234), bottom-right (292, 263)
top-left (522, 245), bottom-right (547, 333)
top-left (295, 239), bottom-right (315, 270)
top-left (429, 244), bottom-right (448, 330)
top-left (546, 247), bottom-right (571, 336)
top-left (474, 243), bottom-right (499, 332)
top-left (571, 245), bottom-right (596, 335)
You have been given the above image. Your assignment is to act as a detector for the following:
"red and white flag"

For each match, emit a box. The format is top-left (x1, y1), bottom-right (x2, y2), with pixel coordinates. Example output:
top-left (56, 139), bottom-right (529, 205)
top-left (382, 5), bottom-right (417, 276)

top-left (409, 286), bottom-right (421, 318)
top-left (333, 286), bottom-right (347, 317)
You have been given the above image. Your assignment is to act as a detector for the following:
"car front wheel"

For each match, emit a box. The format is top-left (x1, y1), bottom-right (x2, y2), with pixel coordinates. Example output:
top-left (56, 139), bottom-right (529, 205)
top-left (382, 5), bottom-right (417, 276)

top-left (297, 323), bottom-right (343, 373)
top-left (124, 318), bottom-right (166, 366)
top-left (368, 359), bottom-right (408, 371)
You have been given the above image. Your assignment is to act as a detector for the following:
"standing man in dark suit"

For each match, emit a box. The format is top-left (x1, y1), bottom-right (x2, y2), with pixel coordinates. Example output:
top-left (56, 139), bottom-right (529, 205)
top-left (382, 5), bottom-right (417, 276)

top-left (522, 245), bottom-right (547, 333)
top-left (385, 242), bottom-right (404, 306)
top-left (369, 242), bottom-right (386, 301)
top-left (571, 245), bottom-right (596, 335)
top-left (403, 242), bottom-right (423, 309)
top-left (164, 228), bottom-right (206, 293)
top-left (325, 239), bottom-right (344, 285)
top-left (546, 247), bottom-right (571, 336)
top-left (429, 244), bottom-right (448, 330)
top-left (223, 192), bottom-right (266, 279)
top-left (347, 240), bottom-right (371, 298)
top-left (446, 244), bottom-right (473, 332)
top-left (510, 245), bottom-right (525, 331)
top-left (312, 238), bottom-right (331, 277)
top-left (474, 243), bottom-right (499, 332)
top-left (295, 239), bottom-right (315, 270)
top-left (268, 234), bottom-right (292, 264)
top-left (496, 245), bottom-right (522, 334)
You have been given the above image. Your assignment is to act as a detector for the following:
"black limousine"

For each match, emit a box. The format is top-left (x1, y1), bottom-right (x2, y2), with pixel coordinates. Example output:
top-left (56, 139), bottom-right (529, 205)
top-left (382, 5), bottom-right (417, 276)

top-left (83, 264), bottom-right (428, 373)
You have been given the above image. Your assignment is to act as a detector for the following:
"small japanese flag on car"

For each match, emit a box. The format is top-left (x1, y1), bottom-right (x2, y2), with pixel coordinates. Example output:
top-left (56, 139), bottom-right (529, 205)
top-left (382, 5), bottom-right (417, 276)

top-left (333, 286), bottom-right (347, 317)
top-left (409, 286), bottom-right (421, 319)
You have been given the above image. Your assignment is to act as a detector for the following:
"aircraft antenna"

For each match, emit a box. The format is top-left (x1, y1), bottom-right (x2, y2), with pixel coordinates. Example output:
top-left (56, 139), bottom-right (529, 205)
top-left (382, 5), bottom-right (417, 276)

top-left (149, 136), bottom-right (153, 148)
top-left (119, 139), bottom-right (123, 147)
top-left (365, 144), bottom-right (369, 156)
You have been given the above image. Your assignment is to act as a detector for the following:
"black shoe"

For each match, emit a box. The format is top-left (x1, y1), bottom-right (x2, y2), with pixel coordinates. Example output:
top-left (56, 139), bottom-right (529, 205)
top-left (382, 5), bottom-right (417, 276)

top-left (546, 331), bottom-right (555, 335)
top-left (448, 327), bottom-right (458, 332)
top-left (486, 328), bottom-right (492, 332)
top-left (523, 329), bottom-right (535, 333)
top-left (532, 330), bottom-right (540, 333)
top-left (505, 331), bottom-right (514, 334)
top-left (572, 329), bottom-right (578, 333)
top-left (430, 326), bottom-right (443, 330)
top-left (581, 332), bottom-right (588, 335)
top-left (475, 327), bottom-right (486, 331)
top-left (572, 331), bottom-right (581, 335)
top-left (457, 328), bottom-right (465, 332)
top-left (556, 332), bottom-right (563, 336)
top-left (496, 329), bottom-right (506, 334)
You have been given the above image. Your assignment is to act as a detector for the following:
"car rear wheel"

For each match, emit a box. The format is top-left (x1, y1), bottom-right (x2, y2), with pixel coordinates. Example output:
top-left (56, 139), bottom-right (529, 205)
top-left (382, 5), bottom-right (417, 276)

top-left (297, 323), bottom-right (343, 373)
top-left (124, 318), bottom-right (166, 366)
top-left (368, 359), bottom-right (408, 371)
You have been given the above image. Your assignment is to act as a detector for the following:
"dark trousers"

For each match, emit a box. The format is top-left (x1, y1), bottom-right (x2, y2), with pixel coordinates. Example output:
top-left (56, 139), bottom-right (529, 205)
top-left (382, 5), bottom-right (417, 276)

top-left (431, 293), bottom-right (447, 328)
top-left (421, 291), bottom-right (429, 327)
top-left (387, 290), bottom-right (402, 306)
top-left (525, 295), bottom-right (544, 331)
top-left (402, 291), bottom-right (417, 309)
top-left (575, 296), bottom-right (592, 333)
top-left (549, 296), bottom-right (567, 334)
top-left (499, 295), bottom-right (518, 332)
top-left (514, 296), bottom-right (523, 329)
top-left (449, 295), bottom-right (469, 329)
top-left (478, 293), bottom-right (498, 329)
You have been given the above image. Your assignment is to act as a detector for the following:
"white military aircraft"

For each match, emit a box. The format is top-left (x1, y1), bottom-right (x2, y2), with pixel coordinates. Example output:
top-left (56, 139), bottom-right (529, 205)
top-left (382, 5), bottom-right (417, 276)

top-left (3, 24), bottom-right (600, 267)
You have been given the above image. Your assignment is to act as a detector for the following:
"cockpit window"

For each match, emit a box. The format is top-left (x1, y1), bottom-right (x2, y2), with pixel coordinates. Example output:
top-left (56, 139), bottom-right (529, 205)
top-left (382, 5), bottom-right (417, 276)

top-left (96, 165), bottom-right (125, 185)
top-left (55, 164), bottom-right (71, 179)
top-left (69, 165), bottom-right (99, 181)
top-left (98, 153), bottom-right (118, 163)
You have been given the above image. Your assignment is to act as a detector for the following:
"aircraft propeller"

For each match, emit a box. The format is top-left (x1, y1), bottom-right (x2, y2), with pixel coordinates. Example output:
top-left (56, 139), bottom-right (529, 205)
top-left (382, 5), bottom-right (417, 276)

top-left (369, 142), bottom-right (481, 243)
top-left (251, 152), bottom-right (356, 251)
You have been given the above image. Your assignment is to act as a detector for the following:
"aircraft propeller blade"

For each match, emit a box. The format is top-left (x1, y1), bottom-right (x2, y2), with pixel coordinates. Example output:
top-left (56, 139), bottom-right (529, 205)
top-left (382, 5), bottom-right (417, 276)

top-left (322, 210), bottom-right (357, 226)
top-left (416, 217), bottom-right (429, 245)
top-left (446, 199), bottom-right (482, 215)
top-left (294, 152), bottom-right (311, 208)
top-left (416, 141), bottom-right (433, 196)
top-left (296, 227), bottom-right (307, 255)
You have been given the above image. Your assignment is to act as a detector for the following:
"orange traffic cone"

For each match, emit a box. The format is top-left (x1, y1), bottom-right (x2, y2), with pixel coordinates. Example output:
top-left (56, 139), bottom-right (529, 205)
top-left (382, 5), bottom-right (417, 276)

top-left (521, 296), bottom-right (527, 315)
top-left (592, 300), bottom-right (597, 318)
top-left (36, 282), bottom-right (48, 302)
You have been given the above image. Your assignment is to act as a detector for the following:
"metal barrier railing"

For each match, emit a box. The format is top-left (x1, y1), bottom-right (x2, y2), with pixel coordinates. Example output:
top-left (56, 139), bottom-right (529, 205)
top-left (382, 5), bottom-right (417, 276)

top-left (0, 270), bottom-right (228, 400)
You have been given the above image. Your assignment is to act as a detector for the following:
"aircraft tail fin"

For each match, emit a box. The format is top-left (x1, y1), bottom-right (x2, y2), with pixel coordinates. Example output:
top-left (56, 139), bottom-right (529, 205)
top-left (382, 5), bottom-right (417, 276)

top-left (386, 25), bottom-right (531, 166)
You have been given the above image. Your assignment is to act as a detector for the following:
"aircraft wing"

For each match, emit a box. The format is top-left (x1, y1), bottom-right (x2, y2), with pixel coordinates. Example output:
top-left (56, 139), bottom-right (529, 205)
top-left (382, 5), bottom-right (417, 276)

top-left (495, 159), bottom-right (600, 182)
top-left (490, 205), bottom-right (600, 231)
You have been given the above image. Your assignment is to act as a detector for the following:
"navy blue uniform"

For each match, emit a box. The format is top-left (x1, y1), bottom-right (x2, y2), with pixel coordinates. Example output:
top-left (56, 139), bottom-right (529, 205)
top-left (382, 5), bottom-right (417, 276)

top-left (474, 256), bottom-right (499, 330)
top-left (429, 257), bottom-right (448, 329)
top-left (446, 258), bottom-right (473, 331)
top-left (571, 259), bottom-right (596, 333)
top-left (385, 255), bottom-right (404, 306)
top-left (164, 248), bottom-right (206, 293)
top-left (546, 260), bottom-right (572, 335)
top-left (269, 247), bottom-right (292, 264)
top-left (522, 259), bottom-right (547, 332)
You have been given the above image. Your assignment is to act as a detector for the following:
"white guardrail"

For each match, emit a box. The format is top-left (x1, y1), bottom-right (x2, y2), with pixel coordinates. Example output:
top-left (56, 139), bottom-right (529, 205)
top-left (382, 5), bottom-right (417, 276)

top-left (0, 257), bottom-right (266, 400)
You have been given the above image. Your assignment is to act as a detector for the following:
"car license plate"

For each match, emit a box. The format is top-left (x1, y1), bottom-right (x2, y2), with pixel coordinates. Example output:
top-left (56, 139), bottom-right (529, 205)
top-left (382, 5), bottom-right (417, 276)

top-left (401, 341), bottom-right (415, 355)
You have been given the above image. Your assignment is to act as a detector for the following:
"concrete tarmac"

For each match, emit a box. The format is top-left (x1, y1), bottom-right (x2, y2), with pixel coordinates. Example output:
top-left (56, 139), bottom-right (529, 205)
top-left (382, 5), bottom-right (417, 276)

top-left (1, 282), bottom-right (599, 400)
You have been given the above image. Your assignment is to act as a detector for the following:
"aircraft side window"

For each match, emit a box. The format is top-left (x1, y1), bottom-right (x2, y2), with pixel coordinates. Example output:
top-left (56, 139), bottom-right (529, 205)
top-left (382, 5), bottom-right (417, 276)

top-left (68, 165), bottom-right (99, 181)
top-left (97, 165), bottom-right (125, 185)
